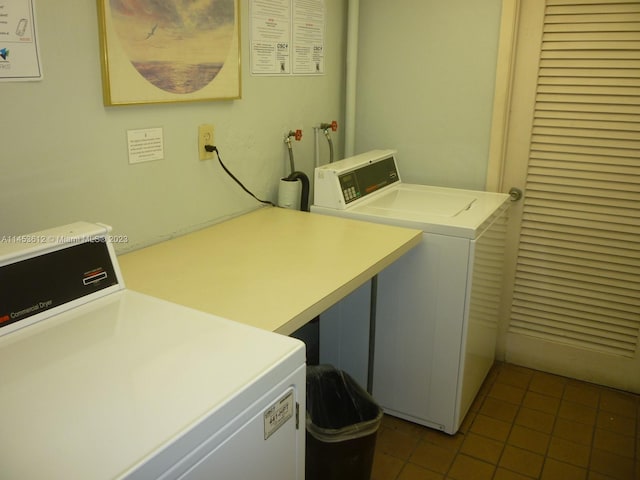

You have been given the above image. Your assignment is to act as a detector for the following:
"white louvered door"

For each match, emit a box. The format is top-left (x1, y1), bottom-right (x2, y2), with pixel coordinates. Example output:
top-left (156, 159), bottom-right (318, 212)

top-left (497, 0), bottom-right (640, 392)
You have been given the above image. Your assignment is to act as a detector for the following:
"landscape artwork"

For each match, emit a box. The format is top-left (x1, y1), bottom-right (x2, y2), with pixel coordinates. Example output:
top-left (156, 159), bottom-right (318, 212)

top-left (98, 0), bottom-right (240, 105)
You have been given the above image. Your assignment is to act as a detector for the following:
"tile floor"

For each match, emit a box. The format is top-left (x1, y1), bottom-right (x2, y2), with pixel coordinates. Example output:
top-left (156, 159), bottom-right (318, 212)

top-left (371, 362), bottom-right (639, 480)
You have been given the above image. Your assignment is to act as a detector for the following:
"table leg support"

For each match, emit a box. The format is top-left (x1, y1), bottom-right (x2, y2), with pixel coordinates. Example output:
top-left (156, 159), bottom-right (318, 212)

top-left (367, 275), bottom-right (377, 394)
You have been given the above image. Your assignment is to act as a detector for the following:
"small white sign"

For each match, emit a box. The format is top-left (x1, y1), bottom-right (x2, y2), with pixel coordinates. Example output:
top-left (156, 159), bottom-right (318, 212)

top-left (264, 389), bottom-right (294, 440)
top-left (127, 128), bottom-right (164, 164)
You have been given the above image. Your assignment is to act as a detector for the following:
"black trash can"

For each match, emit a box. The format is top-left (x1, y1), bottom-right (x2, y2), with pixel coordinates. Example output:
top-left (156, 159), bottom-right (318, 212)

top-left (305, 365), bottom-right (383, 480)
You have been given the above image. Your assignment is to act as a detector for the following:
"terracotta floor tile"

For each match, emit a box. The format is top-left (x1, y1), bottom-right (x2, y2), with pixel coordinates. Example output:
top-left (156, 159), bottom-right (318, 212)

top-left (489, 382), bottom-right (526, 406)
top-left (523, 390), bottom-right (561, 415)
top-left (558, 400), bottom-right (597, 426)
top-left (587, 472), bottom-right (622, 480)
top-left (493, 467), bottom-right (533, 480)
top-left (408, 440), bottom-right (456, 474)
top-left (547, 436), bottom-right (590, 468)
top-left (589, 448), bottom-right (636, 479)
top-left (553, 417), bottom-right (594, 446)
top-left (377, 425), bottom-right (421, 460)
top-left (595, 410), bottom-right (636, 437)
top-left (499, 445), bottom-right (544, 478)
top-left (564, 382), bottom-right (600, 408)
top-left (515, 406), bottom-right (556, 434)
top-left (592, 428), bottom-right (635, 459)
top-left (447, 454), bottom-right (495, 480)
top-left (496, 365), bottom-right (534, 389)
top-left (529, 371), bottom-right (567, 398)
top-left (460, 432), bottom-right (504, 465)
top-left (540, 458), bottom-right (587, 480)
top-left (480, 396), bottom-right (520, 423)
top-left (508, 424), bottom-right (550, 455)
top-left (371, 364), bottom-right (640, 480)
top-left (383, 415), bottom-right (428, 439)
top-left (469, 389), bottom-right (486, 413)
top-left (458, 409), bottom-right (475, 434)
top-left (470, 414), bottom-right (512, 442)
top-left (599, 389), bottom-right (638, 418)
top-left (371, 450), bottom-right (404, 480)
top-left (397, 462), bottom-right (444, 480)
top-left (421, 428), bottom-right (464, 451)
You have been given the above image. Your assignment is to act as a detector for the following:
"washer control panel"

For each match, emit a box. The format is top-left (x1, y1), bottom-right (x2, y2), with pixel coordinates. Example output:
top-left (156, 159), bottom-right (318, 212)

top-left (338, 155), bottom-right (399, 204)
top-left (313, 149), bottom-right (401, 209)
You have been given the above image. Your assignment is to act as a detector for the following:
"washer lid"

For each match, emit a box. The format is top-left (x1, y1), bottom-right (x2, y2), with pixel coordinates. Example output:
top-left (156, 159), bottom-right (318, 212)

top-left (342, 184), bottom-right (510, 238)
top-left (363, 187), bottom-right (477, 217)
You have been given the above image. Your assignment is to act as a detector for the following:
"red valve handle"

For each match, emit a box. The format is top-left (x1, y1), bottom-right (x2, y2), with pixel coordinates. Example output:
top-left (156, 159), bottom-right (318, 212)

top-left (330, 120), bottom-right (338, 132)
top-left (295, 129), bottom-right (303, 141)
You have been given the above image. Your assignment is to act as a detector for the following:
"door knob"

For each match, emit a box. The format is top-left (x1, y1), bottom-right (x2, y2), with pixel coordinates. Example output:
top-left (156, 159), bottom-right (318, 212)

top-left (509, 187), bottom-right (523, 202)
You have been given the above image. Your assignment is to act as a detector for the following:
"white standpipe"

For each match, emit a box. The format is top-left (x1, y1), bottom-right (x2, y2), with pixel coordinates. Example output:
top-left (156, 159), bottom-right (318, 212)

top-left (277, 179), bottom-right (302, 210)
top-left (313, 126), bottom-right (321, 167)
top-left (344, 0), bottom-right (359, 157)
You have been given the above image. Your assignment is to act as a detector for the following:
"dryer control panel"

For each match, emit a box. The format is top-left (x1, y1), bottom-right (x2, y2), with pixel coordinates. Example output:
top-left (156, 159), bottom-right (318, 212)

top-left (314, 149), bottom-right (401, 209)
top-left (0, 222), bottom-right (124, 336)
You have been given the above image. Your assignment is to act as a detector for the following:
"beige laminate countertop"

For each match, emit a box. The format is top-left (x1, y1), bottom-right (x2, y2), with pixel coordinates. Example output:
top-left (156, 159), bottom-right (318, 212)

top-left (118, 207), bottom-right (422, 335)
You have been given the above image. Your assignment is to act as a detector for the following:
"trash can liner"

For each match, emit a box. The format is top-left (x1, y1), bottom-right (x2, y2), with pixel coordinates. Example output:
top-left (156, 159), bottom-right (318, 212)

top-left (305, 365), bottom-right (383, 443)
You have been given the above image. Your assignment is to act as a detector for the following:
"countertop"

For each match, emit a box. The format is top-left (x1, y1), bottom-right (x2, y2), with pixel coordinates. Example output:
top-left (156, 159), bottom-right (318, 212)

top-left (118, 207), bottom-right (422, 334)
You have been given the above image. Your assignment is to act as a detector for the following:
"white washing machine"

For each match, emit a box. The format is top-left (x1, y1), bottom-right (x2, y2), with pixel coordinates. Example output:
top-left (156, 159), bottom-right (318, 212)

top-left (0, 222), bottom-right (306, 479)
top-left (311, 150), bottom-right (509, 434)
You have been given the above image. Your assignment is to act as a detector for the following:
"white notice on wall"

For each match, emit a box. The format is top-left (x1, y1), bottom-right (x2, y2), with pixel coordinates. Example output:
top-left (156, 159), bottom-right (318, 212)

top-left (250, 0), bottom-right (291, 75)
top-left (127, 128), bottom-right (164, 164)
top-left (0, 0), bottom-right (43, 81)
top-left (250, 0), bottom-right (325, 76)
top-left (292, 0), bottom-right (325, 75)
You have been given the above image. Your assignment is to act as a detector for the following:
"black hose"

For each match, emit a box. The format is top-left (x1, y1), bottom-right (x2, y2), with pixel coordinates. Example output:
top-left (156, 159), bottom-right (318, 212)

top-left (284, 171), bottom-right (310, 212)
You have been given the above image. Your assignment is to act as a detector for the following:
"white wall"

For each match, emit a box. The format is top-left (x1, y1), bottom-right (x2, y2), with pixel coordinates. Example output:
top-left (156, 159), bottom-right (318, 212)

top-left (354, 0), bottom-right (502, 190)
top-left (1, 0), bottom-right (347, 252)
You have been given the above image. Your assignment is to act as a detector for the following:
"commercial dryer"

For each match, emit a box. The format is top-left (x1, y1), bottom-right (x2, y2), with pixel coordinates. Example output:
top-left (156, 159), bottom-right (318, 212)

top-left (311, 150), bottom-right (509, 434)
top-left (0, 222), bottom-right (306, 479)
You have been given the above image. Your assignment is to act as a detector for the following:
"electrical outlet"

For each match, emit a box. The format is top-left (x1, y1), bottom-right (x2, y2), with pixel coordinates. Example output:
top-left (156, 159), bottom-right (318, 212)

top-left (198, 124), bottom-right (215, 160)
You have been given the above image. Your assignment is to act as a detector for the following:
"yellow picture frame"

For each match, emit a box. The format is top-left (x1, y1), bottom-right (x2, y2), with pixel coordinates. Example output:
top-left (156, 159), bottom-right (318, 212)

top-left (97, 0), bottom-right (241, 106)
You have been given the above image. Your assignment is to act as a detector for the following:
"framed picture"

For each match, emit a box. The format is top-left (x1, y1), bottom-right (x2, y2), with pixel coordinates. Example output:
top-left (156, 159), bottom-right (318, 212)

top-left (97, 0), bottom-right (241, 106)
